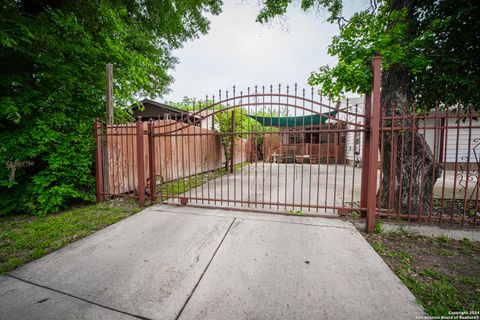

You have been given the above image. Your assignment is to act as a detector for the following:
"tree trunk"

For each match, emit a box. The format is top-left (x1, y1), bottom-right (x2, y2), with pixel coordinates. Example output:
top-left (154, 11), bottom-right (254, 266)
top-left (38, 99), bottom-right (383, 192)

top-left (379, 61), bottom-right (442, 216)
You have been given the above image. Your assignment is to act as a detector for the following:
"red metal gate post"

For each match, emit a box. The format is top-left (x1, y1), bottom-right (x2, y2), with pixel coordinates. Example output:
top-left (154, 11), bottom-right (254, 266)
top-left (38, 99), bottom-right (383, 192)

top-left (94, 118), bottom-right (104, 202)
top-left (366, 54), bottom-right (382, 233)
top-left (148, 121), bottom-right (157, 202)
top-left (136, 117), bottom-right (145, 207)
top-left (360, 93), bottom-right (372, 217)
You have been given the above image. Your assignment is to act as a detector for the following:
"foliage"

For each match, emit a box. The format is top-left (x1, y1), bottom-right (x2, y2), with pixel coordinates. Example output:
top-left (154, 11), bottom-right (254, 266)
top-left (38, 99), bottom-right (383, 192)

top-left (0, 199), bottom-right (141, 274)
top-left (256, 0), bottom-right (480, 109)
top-left (0, 0), bottom-right (221, 215)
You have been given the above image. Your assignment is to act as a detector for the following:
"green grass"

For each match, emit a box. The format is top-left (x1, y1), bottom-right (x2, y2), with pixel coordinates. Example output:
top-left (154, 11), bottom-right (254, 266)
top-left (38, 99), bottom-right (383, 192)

top-left (0, 200), bottom-right (141, 275)
top-left (158, 162), bottom-right (250, 201)
top-left (366, 233), bottom-right (480, 316)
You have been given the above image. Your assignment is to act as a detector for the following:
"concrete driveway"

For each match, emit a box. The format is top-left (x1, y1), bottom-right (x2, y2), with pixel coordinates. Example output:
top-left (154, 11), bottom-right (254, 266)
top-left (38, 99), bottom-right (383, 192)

top-left (0, 205), bottom-right (424, 320)
top-left (180, 163), bottom-right (466, 214)
top-left (181, 163), bottom-right (365, 214)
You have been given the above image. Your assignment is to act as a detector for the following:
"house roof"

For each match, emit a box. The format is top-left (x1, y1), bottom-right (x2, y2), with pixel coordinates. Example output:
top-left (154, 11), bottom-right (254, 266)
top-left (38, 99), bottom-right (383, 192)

top-left (133, 99), bottom-right (190, 116)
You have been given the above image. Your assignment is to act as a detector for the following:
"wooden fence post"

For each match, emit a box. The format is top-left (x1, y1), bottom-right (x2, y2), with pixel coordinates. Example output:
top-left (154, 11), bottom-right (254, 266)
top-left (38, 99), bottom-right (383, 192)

top-left (94, 118), bottom-right (104, 202)
top-left (106, 63), bottom-right (114, 125)
top-left (366, 54), bottom-right (382, 233)
top-left (148, 121), bottom-right (157, 202)
top-left (136, 117), bottom-right (145, 207)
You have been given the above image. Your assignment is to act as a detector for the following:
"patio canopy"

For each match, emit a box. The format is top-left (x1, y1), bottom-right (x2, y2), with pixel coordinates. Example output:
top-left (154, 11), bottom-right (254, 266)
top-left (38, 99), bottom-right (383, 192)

top-left (247, 111), bottom-right (337, 127)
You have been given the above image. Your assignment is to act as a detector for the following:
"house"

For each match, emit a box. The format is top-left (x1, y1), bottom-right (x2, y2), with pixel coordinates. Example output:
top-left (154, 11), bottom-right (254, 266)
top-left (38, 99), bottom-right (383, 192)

top-left (133, 99), bottom-right (192, 122)
top-left (341, 97), bottom-right (480, 169)
top-left (249, 112), bottom-right (346, 164)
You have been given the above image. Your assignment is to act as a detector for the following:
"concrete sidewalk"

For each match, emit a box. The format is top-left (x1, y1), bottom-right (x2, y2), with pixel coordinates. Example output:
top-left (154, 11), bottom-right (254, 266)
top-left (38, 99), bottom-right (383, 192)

top-left (0, 205), bottom-right (424, 320)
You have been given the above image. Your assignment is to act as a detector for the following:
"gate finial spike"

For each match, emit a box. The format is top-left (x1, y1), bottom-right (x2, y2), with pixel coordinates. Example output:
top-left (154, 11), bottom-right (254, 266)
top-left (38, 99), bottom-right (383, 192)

top-left (286, 85), bottom-right (289, 95)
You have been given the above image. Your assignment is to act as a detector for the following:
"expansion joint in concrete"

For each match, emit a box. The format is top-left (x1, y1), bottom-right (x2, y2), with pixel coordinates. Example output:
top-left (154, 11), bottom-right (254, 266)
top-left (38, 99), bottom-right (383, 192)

top-left (174, 217), bottom-right (236, 320)
top-left (7, 275), bottom-right (152, 320)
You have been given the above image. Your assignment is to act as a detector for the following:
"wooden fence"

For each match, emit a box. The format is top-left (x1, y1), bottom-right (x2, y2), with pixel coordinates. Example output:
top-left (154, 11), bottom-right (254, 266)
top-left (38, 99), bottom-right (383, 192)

top-left (98, 119), bottom-right (253, 196)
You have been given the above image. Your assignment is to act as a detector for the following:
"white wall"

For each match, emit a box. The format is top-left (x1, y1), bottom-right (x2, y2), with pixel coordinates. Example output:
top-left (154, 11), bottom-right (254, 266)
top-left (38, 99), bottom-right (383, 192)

top-left (443, 117), bottom-right (480, 163)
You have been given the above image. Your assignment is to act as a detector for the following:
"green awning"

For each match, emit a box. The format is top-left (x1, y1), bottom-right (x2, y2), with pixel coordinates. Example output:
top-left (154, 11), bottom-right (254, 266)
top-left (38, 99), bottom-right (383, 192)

top-left (248, 111), bottom-right (337, 127)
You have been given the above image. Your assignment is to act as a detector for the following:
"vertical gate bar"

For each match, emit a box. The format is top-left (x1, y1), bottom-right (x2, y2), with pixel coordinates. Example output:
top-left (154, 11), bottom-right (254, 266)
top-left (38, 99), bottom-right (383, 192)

top-left (388, 113), bottom-right (396, 219)
top-left (407, 112), bottom-right (416, 220)
top-left (316, 89), bottom-right (322, 213)
top-left (341, 100), bottom-right (348, 208)
top-left (377, 109), bottom-right (385, 217)
top-left (333, 106), bottom-right (339, 210)
top-left (350, 102), bottom-right (358, 211)
top-left (360, 93), bottom-right (372, 216)
top-left (324, 96), bottom-right (332, 212)
top-left (94, 119), bottom-right (104, 202)
top-left (440, 108), bottom-right (449, 225)
top-left (230, 110), bottom-right (235, 173)
top-left (419, 109), bottom-right (427, 220)
top-left (254, 86), bottom-right (259, 208)
top-left (278, 85), bottom-right (282, 210)
top-left (289, 85), bottom-right (295, 211)
top-left (148, 121), bottom-right (157, 202)
top-left (121, 124), bottom-right (126, 200)
top-left (199, 97), bottom-right (205, 204)
top-left (136, 117), bottom-right (145, 207)
top-left (212, 95), bottom-right (218, 204)
top-left (299, 84), bottom-right (306, 211)
top-left (428, 102), bottom-right (440, 223)
top-left (307, 88), bottom-right (314, 210)
top-left (366, 54), bottom-right (382, 233)
top-left (397, 114), bottom-right (406, 219)
top-left (267, 86), bottom-right (273, 210)
top-left (451, 108), bottom-right (461, 225)
top-left (462, 108), bottom-right (473, 227)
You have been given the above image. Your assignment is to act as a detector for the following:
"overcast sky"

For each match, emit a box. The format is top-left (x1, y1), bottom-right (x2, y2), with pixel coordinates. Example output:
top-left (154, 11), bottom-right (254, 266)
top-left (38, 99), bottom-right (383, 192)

top-left (162, 0), bottom-right (366, 103)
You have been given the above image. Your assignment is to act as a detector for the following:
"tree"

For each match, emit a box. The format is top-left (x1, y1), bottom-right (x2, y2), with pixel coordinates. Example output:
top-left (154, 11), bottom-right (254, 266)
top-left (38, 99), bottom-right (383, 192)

top-left (173, 98), bottom-right (277, 171)
top-left (0, 0), bottom-right (221, 215)
top-left (256, 0), bottom-right (480, 215)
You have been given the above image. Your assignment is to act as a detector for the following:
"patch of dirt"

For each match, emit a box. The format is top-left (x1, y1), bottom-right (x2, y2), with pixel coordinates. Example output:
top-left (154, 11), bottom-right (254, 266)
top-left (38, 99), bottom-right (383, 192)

top-left (364, 232), bottom-right (480, 312)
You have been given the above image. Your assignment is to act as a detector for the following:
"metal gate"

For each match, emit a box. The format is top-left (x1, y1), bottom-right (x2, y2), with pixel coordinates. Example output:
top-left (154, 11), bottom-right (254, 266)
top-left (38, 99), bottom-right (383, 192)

top-left (94, 57), bottom-right (383, 232)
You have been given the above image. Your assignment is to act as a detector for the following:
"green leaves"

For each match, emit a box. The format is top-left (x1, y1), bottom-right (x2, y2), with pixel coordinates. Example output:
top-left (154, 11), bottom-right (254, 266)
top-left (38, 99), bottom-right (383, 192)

top-left (0, 0), bottom-right (222, 215)
top-left (258, 0), bottom-right (480, 109)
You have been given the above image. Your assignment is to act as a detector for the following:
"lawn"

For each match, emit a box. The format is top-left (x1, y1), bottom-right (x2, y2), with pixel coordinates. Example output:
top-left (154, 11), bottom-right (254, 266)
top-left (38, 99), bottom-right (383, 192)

top-left (0, 200), bottom-right (141, 275)
top-left (364, 229), bottom-right (480, 316)
top-left (0, 164), bottom-right (249, 276)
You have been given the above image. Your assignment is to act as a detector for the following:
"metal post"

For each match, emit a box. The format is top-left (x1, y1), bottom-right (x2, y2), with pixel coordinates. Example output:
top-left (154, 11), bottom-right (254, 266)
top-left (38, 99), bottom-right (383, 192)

top-left (94, 118), bottom-right (104, 202)
top-left (230, 110), bottom-right (235, 173)
top-left (148, 121), bottom-right (157, 202)
top-left (360, 93), bottom-right (372, 217)
top-left (366, 54), bottom-right (382, 233)
top-left (106, 63), bottom-right (114, 125)
top-left (136, 117), bottom-right (145, 207)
